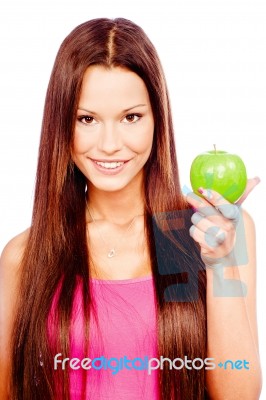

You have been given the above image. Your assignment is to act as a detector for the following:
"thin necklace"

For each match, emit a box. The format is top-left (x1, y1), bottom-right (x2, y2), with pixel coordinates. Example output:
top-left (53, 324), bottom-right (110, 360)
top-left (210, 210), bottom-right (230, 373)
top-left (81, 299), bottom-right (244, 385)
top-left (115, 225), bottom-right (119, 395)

top-left (85, 198), bottom-right (144, 258)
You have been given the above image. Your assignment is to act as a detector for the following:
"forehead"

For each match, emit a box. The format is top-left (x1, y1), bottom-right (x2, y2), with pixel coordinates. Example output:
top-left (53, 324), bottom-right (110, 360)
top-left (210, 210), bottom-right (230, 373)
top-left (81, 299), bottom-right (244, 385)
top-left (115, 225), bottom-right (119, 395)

top-left (78, 65), bottom-right (150, 109)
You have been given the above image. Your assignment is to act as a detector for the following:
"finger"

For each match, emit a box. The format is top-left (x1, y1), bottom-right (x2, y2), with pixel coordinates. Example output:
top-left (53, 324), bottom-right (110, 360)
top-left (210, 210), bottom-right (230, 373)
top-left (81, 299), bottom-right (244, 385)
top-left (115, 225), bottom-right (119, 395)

top-left (216, 203), bottom-right (240, 220)
top-left (189, 225), bottom-right (209, 249)
top-left (205, 226), bottom-right (226, 246)
top-left (198, 187), bottom-right (240, 220)
top-left (186, 192), bottom-right (220, 218)
top-left (191, 212), bottom-right (233, 246)
top-left (236, 176), bottom-right (261, 205)
top-left (189, 225), bottom-right (225, 249)
top-left (191, 212), bottom-right (218, 232)
top-left (186, 191), bottom-right (206, 209)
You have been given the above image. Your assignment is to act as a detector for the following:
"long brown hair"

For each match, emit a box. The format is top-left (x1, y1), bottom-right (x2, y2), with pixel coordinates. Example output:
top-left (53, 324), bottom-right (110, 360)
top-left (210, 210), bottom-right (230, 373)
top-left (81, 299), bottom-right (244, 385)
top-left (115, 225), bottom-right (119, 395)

top-left (11, 18), bottom-right (207, 399)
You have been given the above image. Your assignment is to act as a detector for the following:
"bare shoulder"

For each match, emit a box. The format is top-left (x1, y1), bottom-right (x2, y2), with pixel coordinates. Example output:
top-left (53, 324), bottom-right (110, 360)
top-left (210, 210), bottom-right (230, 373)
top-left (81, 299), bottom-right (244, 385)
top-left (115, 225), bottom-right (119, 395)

top-left (239, 207), bottom-right (256, 257)
top-left (0, 227), bottom-right (31, 317)
top-left (240, 207), bottom-right (255, 228)
top-left (236, 207), bottom-right (256, 270)
top-left (0, 229), bottom-right (31, 399)
top-left (237, 207), bottom-right (259, 350)
top-left (0, 227), bottom-right (31, 304)
top-left (0, 227), bottom-right (31, 274)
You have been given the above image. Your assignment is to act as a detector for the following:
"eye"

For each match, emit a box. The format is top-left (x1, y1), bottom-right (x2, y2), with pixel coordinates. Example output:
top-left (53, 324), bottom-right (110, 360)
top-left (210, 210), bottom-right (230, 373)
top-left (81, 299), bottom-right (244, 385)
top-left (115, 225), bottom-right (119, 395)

top-left (77, 115), bottom-right (96, 125)
top-left (122, 113), bottom-right (142, 124)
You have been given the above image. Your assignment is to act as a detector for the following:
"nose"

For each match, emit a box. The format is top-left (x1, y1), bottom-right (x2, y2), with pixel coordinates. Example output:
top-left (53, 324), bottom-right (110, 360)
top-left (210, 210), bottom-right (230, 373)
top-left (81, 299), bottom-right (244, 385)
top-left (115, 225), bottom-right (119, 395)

top-left (97, 122), bottom-right (123, 154)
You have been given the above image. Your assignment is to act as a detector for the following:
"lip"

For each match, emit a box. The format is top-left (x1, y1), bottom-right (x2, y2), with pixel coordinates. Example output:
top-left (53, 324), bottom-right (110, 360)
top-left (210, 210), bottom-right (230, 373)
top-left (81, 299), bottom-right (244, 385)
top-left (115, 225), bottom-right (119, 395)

top-left (91, 158), bottom-right (130, 162)
top-left (89, 158), bottom-right (130, 175)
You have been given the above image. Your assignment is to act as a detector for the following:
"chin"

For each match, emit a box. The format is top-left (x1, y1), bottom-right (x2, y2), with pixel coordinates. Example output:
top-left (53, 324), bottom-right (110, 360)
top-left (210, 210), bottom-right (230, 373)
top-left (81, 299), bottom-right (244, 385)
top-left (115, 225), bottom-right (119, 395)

top-left (89, 179), bottom-right (131, 193)
top-left (87, 169), bottom-right (143, 193)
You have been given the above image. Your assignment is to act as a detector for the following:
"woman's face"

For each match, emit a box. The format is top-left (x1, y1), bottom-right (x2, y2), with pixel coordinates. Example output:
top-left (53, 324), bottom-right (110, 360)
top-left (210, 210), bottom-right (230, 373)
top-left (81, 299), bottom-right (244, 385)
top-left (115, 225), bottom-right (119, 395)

top-left (72, 65), bottom-right (154, 193)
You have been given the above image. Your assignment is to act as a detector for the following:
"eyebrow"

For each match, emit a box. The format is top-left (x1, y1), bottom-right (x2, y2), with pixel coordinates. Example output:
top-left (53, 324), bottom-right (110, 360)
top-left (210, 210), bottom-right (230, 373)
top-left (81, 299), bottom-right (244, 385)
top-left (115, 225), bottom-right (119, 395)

top-left (77, 104), bottom-right (148, 114)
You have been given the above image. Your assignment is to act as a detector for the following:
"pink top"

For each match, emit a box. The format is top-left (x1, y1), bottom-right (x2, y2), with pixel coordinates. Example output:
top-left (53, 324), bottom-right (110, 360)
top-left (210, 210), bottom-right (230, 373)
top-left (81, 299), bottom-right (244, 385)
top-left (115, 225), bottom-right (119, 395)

top-left (48, 275), bottom-right (159, 399)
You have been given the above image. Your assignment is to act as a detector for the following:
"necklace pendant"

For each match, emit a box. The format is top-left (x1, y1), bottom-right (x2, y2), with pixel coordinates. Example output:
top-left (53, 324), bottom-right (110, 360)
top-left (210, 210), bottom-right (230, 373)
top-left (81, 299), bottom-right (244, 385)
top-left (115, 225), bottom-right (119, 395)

top-left (107, 249), bottom-right (116, 258)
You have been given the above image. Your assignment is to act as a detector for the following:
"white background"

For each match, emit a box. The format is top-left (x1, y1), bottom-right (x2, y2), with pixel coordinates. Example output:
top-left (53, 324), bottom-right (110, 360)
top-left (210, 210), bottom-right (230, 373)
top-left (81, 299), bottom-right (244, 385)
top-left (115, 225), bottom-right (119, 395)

top-left (0, 0), bottom-right (265, 396)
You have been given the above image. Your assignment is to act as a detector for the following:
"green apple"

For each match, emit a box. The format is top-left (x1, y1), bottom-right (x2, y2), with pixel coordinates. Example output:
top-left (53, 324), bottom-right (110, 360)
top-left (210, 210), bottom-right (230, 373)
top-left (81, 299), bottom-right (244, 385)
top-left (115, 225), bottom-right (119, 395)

top-left (190, 148), bottom-right (247, 203)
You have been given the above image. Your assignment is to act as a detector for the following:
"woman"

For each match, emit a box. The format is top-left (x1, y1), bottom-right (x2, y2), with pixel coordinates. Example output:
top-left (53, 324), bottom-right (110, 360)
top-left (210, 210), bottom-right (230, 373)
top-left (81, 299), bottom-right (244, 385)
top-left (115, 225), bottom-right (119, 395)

top-left (0, 18), bottom-right (262, 399)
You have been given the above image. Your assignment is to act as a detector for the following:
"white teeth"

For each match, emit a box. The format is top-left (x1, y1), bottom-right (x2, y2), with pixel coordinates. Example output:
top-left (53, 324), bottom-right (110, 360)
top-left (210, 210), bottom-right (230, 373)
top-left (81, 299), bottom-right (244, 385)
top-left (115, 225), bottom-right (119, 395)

top-left (95, 161), bottom-right (124, 169)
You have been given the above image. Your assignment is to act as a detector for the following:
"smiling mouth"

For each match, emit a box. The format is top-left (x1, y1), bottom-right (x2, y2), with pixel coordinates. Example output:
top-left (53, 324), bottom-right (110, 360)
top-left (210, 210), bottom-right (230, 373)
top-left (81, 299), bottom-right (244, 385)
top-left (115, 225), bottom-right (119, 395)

top-left (91, 159), bottom-right (130, 169)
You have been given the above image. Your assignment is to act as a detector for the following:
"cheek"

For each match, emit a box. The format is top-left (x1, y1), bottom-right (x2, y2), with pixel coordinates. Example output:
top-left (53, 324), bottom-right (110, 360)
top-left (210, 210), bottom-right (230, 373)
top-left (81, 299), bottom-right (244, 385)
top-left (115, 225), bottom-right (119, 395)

top-left (72, 129), bottom-right (94, 154)
top-left (126, 123), bottom-right (154, 154)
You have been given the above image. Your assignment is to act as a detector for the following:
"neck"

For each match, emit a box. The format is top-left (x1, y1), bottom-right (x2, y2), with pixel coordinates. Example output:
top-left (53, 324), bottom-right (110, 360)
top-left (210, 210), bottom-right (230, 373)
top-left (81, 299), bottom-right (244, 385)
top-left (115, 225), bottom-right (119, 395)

top-left (86, 178), bottom-right (145, 225)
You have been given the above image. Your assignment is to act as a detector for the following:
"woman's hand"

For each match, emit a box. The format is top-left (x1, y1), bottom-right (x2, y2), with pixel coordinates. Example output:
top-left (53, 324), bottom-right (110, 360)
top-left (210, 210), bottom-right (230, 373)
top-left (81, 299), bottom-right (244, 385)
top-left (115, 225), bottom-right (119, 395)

top-left (192, 177), bottom-right (263, 399)
top-left (186, 177), bottom-right (260, 267)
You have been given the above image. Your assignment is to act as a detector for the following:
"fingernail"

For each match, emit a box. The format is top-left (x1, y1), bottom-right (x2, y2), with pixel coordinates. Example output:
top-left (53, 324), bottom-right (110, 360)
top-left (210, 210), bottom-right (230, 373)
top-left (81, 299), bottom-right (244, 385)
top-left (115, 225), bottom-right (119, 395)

top-left (198, 187), bottom-right (212, 199)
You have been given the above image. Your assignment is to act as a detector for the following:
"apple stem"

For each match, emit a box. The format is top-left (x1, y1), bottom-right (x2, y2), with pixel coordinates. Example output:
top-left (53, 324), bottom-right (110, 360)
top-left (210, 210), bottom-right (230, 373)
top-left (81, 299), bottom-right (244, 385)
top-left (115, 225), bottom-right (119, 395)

top-left (213, 144), bottom-right (217, 154)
